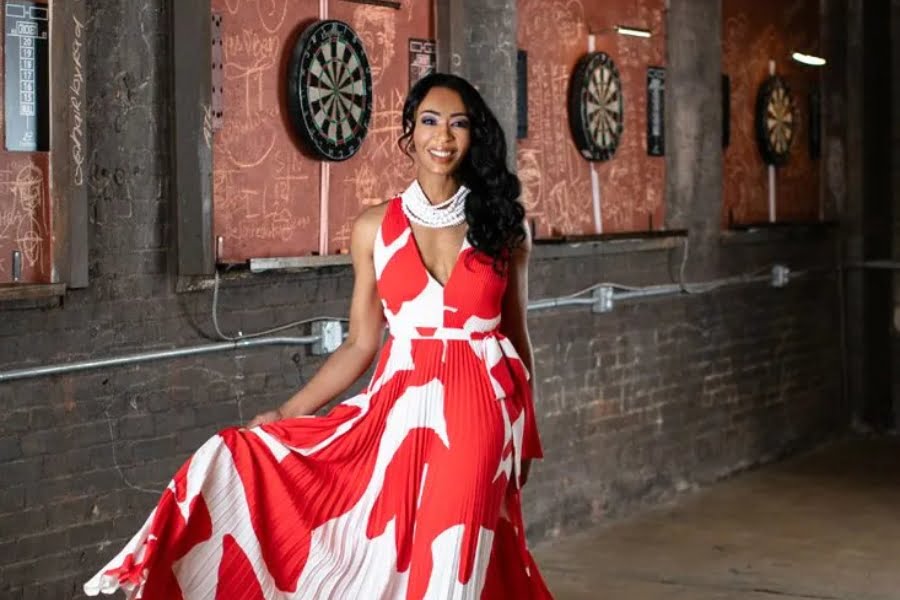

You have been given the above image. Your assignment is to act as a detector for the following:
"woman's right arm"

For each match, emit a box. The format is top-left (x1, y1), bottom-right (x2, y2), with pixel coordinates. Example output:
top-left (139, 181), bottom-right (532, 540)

top-left (247, 206), bottom-right (386, 426)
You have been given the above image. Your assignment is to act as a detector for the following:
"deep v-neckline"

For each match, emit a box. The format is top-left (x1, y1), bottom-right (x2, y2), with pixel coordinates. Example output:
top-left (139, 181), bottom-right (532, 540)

top-left (403, 208), bottom-right (468, 290)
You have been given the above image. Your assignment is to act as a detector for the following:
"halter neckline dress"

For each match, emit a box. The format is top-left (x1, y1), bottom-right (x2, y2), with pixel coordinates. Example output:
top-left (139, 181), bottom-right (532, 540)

top-left (85, 187), bottom-right (551, 600)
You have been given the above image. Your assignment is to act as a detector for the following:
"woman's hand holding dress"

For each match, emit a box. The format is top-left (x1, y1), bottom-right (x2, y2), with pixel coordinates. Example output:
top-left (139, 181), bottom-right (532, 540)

top-left (246, 205), bottom-right (387, 429)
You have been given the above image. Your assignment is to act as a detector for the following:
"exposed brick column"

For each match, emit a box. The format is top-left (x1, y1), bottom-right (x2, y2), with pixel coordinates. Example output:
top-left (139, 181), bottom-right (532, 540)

top-left (664, 0), bottom-right (723, 278)
top-left (824, 0), bottom-right (864, 424)
top-left (436, 0), bottom-right (518, 164)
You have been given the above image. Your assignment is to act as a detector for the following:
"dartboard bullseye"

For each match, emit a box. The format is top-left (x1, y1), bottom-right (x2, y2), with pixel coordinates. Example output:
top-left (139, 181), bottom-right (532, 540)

top-left (568, 51), bottom-right (624, 162)
top-left (755, 75), bottom-right (795, 166)
top-left (288, 20), bottom-right (373, 161)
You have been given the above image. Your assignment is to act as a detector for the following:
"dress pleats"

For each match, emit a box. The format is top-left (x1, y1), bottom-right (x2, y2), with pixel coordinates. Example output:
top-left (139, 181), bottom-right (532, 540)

top-left (85, 189), bottom-right (551, 599)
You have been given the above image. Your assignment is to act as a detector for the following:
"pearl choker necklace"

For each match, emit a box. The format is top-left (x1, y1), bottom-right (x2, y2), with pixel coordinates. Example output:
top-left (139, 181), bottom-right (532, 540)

top-left (401, 180), bottom-right (469, 228)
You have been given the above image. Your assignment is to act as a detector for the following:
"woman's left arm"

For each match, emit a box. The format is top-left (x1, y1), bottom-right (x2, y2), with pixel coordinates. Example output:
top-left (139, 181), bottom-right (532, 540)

top-left (500, 223), bottom-right (537, 486)
top-left (501, 228), bottom-right (534, 383)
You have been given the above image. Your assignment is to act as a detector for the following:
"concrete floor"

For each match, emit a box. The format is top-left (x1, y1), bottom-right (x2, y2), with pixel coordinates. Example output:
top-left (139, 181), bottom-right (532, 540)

top-left (533, 438), bottom-right (900, 600)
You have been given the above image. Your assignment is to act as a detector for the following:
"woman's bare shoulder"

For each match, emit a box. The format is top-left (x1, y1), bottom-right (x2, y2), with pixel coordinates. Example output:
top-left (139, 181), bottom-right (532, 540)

top-left (351, 200), bottom-right (393, 250)
top-left (354, 201), bottom-right (391, 231)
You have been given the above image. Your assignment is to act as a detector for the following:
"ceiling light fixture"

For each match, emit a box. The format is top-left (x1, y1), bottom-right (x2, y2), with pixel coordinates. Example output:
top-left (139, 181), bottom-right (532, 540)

top-left (791, 52), bottom-right (826, 66)
top-left (614, 25), bottom-right (652, 38)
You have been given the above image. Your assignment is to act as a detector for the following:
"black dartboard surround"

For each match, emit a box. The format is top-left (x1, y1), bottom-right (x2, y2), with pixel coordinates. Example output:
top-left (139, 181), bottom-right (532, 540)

top-left (755, 75), bottom-right (795, 166)
top-left (287, 20), bottom-right (373, 161)
top-left (568, 52), bottom-right (624, 162)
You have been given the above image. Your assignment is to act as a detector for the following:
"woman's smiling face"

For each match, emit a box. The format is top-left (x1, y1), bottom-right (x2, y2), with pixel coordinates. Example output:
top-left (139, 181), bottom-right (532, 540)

top-left (411, 86), bottom-right (472, 180)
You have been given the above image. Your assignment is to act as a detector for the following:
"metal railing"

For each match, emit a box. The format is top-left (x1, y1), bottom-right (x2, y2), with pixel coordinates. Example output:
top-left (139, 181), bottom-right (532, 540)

top-left (0, 337), bottom-right (317, 383)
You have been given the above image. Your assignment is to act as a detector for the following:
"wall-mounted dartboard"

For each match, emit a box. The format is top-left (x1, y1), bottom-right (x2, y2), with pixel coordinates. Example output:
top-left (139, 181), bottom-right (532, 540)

top-left (568, 52), bottom-right (624, 161)
top-left (755, 75), bottom-right (795, 166)
top-left (287, 20), bottom-right (373, 161)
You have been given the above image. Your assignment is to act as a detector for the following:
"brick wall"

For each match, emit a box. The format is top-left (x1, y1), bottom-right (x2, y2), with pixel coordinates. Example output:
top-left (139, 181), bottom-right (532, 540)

top-left (0, 0), bottom-right (846, 598)
top-left (524, 264), bottom-right (842, 539)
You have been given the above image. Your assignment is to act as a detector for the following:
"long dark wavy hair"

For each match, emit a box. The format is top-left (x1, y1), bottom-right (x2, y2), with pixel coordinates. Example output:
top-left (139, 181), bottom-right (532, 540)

top-left (397, 73), bottom-right (525, 269)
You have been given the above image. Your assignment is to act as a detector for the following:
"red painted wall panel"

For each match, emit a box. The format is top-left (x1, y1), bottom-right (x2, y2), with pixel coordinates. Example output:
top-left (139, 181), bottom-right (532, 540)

top-left (211, 0), bottom-right (321, 262)
top-left (213, 0), bottom-right (670, 259)
top-left (0, 0), bottom-right (51, 284)
top-left (722, 0), bottom-right (821, 226)
top-left (211, 0), bottom-right (431, 261)
top-left (517, 0), bottom-right (666, 236)
top-left (327, 1), bottom-right (433, 254)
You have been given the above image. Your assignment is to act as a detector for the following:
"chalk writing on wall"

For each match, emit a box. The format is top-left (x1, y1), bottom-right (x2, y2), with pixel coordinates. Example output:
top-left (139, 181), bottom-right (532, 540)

top-left (327, 0), bottom-right (429, 253)
top-left (211, 0), bottom-right (318, 261)
top-left (0, 161), bottom-right (49, 280)
top-left (518, 0), bottom-right (666, 235)
top-left (211, 1), bottom-right (436, 259)
top-left (70, 15), bottom-right (85, 186)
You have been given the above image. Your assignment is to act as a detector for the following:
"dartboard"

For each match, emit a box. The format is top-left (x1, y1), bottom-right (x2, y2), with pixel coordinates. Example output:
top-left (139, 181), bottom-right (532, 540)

top-left (755, 75), bottom-right (795, 166)
top-left (287, 20), bottom-right (372, 161)
top-left (568, 52), bottom-right (624, 161)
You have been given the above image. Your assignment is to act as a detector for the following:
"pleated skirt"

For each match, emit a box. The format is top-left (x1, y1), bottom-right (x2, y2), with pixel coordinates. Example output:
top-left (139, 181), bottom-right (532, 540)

top-left (84, 337), bottom-right (553, 600)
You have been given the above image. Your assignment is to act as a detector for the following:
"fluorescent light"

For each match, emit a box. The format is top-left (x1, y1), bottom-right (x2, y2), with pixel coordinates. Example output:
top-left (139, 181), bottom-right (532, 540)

top-left (614, 25), bottom-right (651, 38)
top-left (791, 52), bottom-right (826, 66)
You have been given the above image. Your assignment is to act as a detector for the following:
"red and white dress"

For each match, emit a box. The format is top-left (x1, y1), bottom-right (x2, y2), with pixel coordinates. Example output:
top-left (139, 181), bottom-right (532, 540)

top-left (85, 190), bottom-right (552, 600)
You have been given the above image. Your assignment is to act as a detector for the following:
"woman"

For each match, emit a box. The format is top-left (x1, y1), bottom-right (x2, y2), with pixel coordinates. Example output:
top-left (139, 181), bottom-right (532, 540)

top-left (85, 73), bottom-right (552, 599)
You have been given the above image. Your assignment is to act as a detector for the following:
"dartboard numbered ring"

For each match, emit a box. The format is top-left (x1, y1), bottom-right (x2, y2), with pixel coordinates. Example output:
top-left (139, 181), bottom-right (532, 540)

top-left (569, 51), bottom-right (624, 162)
top-left (287, 20), bottom-right (373, 162)
top-left (755, 75), bottom-right (795, 166)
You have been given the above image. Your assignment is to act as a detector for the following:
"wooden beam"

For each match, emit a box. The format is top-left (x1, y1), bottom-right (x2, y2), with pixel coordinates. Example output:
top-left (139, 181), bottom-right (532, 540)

top-left (0, 283), bottom-right (65, 301)
top-left (435, 0), bottom-right (466, 75)
top-left (50, 0), bottom-right (89, 288)
top-left (171, 0), bottom-right (214, 275)
top-left (434, 0), bottom-right (450, 72)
